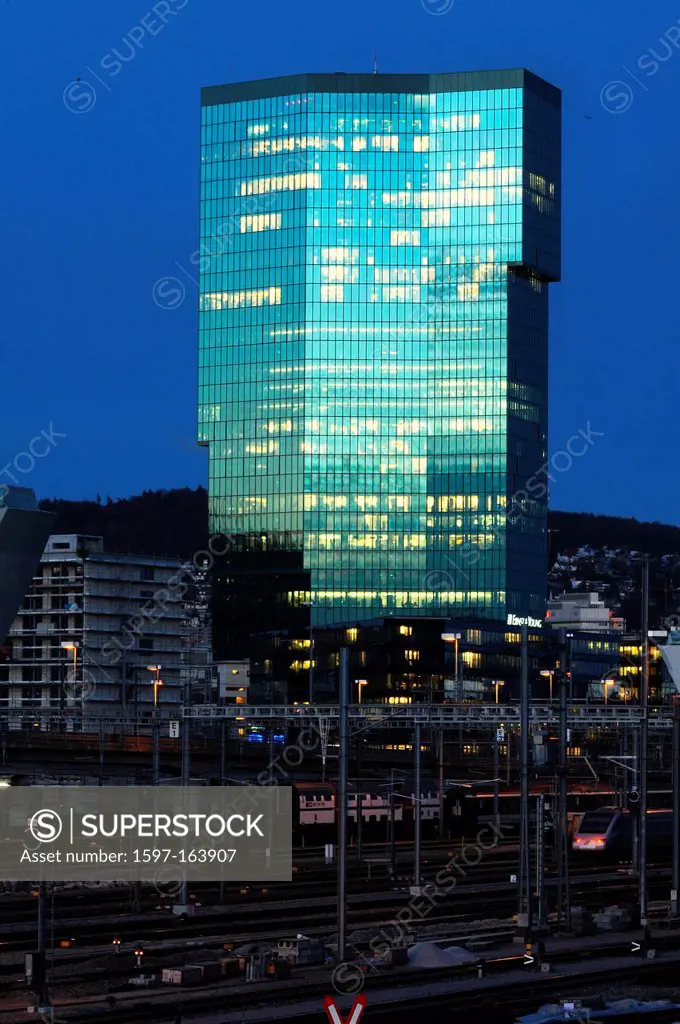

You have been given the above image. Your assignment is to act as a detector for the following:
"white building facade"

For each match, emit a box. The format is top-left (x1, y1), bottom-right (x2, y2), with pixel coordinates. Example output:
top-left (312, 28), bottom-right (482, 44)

top-left (546, 592), bottom-right (624, 633)
top-left (2, 535), bottom-right (191, 718)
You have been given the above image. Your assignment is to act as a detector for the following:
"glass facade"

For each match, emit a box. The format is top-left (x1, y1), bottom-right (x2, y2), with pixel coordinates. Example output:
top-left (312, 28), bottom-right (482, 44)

top-left (198, 71), bottom-right (561, 647)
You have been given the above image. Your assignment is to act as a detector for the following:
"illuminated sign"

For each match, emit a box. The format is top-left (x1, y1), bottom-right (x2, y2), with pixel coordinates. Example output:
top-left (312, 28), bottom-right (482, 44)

top-left (507, 614), bottom-right (543, 629)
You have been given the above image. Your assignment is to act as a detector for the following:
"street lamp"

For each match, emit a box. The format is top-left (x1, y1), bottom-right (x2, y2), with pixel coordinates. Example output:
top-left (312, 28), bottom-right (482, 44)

top-left (540, 668), bottom-right (556, 704)
top-left (146, 665), bottom-right (163, 707)
top-left (60, 641), bottom-right (79, 685)
top-left (355, 679), bottom-right (368, 704)
top-left (600, 671), bottom-right (618, 705)
top-left (146, 666), bottom-right (163, 787)
top-left (493, 680), bottom-right (505, 704)
top-left (441, 632), bottom-right (462, 692)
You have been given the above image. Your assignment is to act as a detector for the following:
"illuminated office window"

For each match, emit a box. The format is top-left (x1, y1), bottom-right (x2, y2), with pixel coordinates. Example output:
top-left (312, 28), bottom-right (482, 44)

top-left (240, 213), bottom-right (282, 233)
top-left (390, 230), bottom-right (421, 246)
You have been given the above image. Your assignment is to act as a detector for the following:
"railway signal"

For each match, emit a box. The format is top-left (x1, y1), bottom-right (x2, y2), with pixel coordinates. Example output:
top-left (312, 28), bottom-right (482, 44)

top-left (133, 945), bottom-right (144, 967)
top-left (324, 995), bottom-right (367, 1024)
top-left (112, 936), bottom-right (121, 954)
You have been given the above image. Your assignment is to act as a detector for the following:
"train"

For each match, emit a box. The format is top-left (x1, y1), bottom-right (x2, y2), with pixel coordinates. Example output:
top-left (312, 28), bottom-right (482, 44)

top-left (6, 770), bottom-right (662, 850)
top-left (573, 806), bottom-right (674, 859)
top-left (290, 780), bottom-right (657, 845)
top-left (293, 779), bottom-right (458, 843)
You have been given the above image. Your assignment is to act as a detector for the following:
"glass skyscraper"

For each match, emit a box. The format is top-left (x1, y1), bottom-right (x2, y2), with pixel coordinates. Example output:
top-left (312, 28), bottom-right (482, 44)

top-left (198, 71), bottom-right (561, 654)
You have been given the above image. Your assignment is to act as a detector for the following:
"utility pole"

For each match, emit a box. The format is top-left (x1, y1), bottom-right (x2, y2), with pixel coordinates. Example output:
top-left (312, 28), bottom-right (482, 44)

top-left (557, 629), bottom-right (571, 930)
top-left (439, 730), bottom-right (445, 837)
top-left (493, 727), bottom-right (500, 832)
top-left (673, 700), bottom-right (680, 917)
top-left (536, 795), bottom-right (547, 929)
top-left (518, 624), bottom-right (532, 934)
top-left (337, 647), bottom-right (349, 962)
top-left (632, 726), bottom-right (640, 880)
top-left (388, 767), bottom-right (396, 875)
top-left (639, 556), bottom-right (649, 926)
top-left (220, 719), bottom-right (227, 787)
top-left (414, 720), bottom-right (421, 893)
top-left (356, 733), bottom-right (363, 862)
top-left (308, 601), bottom-right (315, 704)
top-left (152, 715), bottom-right (160, 785)
top-left (35, 882), bottom-right (49, 1012)
top-left (177, 689), bottom-right (191, 912)
top-left (219, 719), bottom-right (227, 902)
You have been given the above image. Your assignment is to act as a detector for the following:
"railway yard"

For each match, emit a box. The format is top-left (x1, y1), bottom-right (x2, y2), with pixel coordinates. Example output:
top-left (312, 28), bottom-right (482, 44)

top-left (3, 698), bottom-right (680, 1023)
top-left (3, 839), bottom-right (680, 1023)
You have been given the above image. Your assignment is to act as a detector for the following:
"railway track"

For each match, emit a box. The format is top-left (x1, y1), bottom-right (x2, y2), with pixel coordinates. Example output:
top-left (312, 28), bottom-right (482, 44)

top-left (0, 859), bottom-right (651, 943)
top-left (2, 838), bottom-right (653, 934)
top-left (0, 868), bottom-right (674, 996)
top-left (5, 931), bottom-right (680, 1024)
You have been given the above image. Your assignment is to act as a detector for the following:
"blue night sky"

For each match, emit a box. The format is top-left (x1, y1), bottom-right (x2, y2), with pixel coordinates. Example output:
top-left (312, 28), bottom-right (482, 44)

top-left (2, 0), bottom-right (677, 522)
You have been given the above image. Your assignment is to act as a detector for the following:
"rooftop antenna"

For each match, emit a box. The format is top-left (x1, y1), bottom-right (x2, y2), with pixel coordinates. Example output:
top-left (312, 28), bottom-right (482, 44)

top-left (373, 51), bottom-right (378, 75)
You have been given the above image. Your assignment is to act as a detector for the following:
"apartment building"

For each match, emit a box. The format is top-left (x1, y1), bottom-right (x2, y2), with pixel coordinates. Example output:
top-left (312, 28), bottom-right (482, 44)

top-left (2, 534), bottom-right (188, 718)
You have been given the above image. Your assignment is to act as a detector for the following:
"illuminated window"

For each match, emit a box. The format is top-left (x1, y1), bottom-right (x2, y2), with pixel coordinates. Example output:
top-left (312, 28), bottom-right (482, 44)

top-left (404, 650), bottom-right (420, 661)
top-left (399, 625), bottom-right (413, 636)
top-left (290, 660), bottom-right (312, 672)
top-left (457, 283), bottom-right (480, 301)
top-left (240, 172), bottom-right (321, 195)
top-left (462, 651), bottom-right (481, 668)
top-left (321, 285), bottom-right (345, 302)
top-left (383, 285), bottom-right (421, 302)
top-left (322, 266), bottom-right (356, 283)
top-left (240, 213), bottom-right (282, 233)
top-left (422, 209), bottom-right (451, 227)
top-left (346, 628), bottom-right (358, 643)
top-left (371, 135), bottom-right (399, 151)
top-left (201, 287), bottom-right (281, 310)
top-left (321, 247), bottom-right (358, 263)
top-left (413, 136), bottom-right (430, 151)
top-left (382, 192), bottom-right (412, 206)
top-left (390, 230), bottom-right (421, 246)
